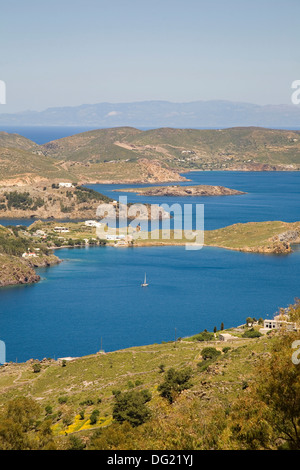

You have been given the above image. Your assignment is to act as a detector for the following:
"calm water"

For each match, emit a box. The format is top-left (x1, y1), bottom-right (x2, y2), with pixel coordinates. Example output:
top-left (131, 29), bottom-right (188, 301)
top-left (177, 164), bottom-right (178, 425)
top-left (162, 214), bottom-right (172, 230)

top-left (0, 127), bottom-right (300, 362)
top-left (0, 245), bottom-right (299, 363)
top-left (2, 171), bottom-right (300, 230)
top-left (88, 171), bottom-right (300, 230)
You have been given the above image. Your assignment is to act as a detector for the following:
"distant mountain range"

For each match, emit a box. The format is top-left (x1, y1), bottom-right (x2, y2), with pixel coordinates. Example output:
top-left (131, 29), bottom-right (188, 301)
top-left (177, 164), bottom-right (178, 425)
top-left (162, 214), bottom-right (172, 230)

top-left (0, 100), bottom-right (300, 128)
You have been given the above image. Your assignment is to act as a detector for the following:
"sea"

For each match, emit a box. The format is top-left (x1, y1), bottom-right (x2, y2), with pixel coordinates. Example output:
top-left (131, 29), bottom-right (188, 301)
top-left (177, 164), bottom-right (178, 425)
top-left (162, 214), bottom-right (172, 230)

top-left (0, 126), bottom-right (299, 362)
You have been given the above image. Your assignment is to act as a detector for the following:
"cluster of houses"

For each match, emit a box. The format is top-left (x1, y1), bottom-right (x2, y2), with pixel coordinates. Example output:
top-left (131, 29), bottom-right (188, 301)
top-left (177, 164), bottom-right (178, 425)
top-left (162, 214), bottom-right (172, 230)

top-left (26, 220), bottom-right (133, 248)
top-left (217, 310), bottom-right (298, 343)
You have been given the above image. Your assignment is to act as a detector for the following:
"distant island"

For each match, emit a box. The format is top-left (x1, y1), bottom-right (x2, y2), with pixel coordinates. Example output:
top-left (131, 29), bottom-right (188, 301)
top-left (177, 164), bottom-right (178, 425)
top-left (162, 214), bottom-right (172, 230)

top-left (117, 184), bottom-right (246, 197)
top-left (1, 100), bottom-right (300, 128)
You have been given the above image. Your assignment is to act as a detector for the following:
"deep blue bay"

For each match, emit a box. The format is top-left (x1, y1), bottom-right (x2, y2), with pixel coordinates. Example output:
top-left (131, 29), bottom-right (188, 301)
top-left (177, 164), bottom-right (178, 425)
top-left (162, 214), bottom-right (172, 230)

top-left (1, 244), bottom-right (300, 363)
top-left (0, 167), bottom-right (300, 362)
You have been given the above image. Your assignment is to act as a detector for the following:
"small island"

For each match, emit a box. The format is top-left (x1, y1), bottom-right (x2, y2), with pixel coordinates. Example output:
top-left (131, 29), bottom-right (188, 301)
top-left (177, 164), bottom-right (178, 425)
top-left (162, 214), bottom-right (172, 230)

top-left (116, 184), bottom-right (246, 197)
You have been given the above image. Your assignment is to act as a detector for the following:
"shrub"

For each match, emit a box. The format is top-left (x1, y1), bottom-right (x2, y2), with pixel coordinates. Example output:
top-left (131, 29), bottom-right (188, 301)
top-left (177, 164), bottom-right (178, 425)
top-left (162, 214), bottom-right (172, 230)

top-left (79, 399), bottom-right (94, 406)
top-left (158, 367), bottom-right (193, 404)
top-left (45, 405), bottom-right (53, 416)
top-left (201, 347), bottom-right (221, 361)
top-left (58, 396), bottom-right (68, 404)
top-left (68, 435), bottom-right (86, 450)
top-left (242, 328), bottom-right (262, 338)
top-left (113, 390), bottom-right (152, 427)
top-left (191, 331), bottom-right (214, 342)
top-left (197, 359), bottom-right (214, 372)
top-left (90, 409), bottom-right (100, 425)
top-left (32, 363), bottom-right (41, 373)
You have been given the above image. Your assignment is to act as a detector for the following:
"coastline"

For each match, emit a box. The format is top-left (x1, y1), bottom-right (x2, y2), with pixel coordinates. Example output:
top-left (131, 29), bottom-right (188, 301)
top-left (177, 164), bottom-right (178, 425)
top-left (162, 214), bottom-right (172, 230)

top-left (1, 219), bottom-right (300, 289)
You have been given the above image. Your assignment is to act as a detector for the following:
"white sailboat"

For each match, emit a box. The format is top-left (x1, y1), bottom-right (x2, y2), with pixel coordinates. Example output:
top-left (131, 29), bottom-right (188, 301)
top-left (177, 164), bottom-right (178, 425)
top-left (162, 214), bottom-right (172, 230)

top-left (141, 273), bottom-right (149, 287)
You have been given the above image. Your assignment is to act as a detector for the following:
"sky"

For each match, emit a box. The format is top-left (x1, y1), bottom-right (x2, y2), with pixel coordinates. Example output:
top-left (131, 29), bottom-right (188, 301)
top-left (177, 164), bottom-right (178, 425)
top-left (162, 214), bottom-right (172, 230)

top-left (1, 0), bottom-right (300, 113)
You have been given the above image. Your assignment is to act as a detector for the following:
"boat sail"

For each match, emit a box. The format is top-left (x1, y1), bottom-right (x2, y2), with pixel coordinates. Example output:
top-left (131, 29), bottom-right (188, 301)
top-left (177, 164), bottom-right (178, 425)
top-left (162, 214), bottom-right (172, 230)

top-left (141, 273), bottom-right (148, 287)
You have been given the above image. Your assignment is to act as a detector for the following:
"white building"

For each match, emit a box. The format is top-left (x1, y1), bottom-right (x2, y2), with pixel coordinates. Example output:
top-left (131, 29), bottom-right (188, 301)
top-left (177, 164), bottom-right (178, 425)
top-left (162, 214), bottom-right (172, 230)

top-left (59, 182), bottom-right (73, 188)
top-left (22, 252), bottom-right (37, 259)
top-left (84, 220), bottom-right (102, 228)
top-left (33, 230), bottom-right (46, 237)
top-left (54, 227), bottom-right (70, 233)
top-left (219, 333), bottom-right (239, 342)
top-left (106, 234), bottom-right (125, 241)
top-left (263, 313), bottom-right (297, 332)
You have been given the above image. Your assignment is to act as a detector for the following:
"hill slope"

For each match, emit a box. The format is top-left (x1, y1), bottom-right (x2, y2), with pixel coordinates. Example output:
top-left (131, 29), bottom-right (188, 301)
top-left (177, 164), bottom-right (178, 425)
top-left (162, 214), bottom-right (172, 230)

top-left (1, 126), bottom-right (300, 185)
top-left (0, 323), bottom-right (299, 450)
top-left (42, 126), bottom-right (300, 172)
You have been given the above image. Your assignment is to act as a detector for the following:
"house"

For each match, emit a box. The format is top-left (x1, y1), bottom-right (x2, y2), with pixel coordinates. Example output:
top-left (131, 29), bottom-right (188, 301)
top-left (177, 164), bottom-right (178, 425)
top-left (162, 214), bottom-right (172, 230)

top-left (84, 220), bottom-right (102, 228)
top-left (263, 313), bottom-right (297, 332)
top-left (33, 230), bottom-right (46, 238)
top-left (219, 333), bottom-right (239, 342)
top-left (58, 182), bottom-right (73, 188)
top-left (106, 234), bottom-right (125, 241)
top-left (54, 226), bottom-right (70, 233)
top-left (22, 252), bottom-right (37, 259)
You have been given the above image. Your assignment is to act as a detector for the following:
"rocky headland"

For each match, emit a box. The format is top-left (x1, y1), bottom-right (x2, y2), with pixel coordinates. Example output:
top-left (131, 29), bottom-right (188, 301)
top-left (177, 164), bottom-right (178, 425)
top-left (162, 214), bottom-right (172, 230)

top-left (117, 184), bottom-right (246, 197)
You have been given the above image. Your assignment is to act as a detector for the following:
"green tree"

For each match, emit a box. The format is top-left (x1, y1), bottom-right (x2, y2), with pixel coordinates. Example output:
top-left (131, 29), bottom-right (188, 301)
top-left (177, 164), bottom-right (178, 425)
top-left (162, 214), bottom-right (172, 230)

top-left (113, 390), bottom-right (152, 427)
top-left (158, 367), bottom-right (193, 404)
top-left (242, 328), bottom-right (262, 338)
top-left (45, 405), bottom-right (53, 416)
top-left (90, 409), bottom-right (100, 425)
top-left (201, 347), bottom-right (221, 361)
top-left (0, 397), bottom-right (55, 450)
top-left (32, 363), bottom-right (41, 373)
top-left (229, 331), bottom-right (300, 449)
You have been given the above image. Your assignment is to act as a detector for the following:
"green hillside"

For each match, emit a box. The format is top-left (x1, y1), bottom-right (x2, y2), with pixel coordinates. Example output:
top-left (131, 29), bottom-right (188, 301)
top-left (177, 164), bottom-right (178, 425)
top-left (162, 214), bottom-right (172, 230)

top-left (0, 225), bottom-right (59, 287)
top-left (0, 315), bottom-right (299, 450)
top-left (0, 132), bottom-right (39, 151)
top-left (0, 147), bottom-right (75, 184)
top-left (41, 127), bottom-right (142, 162)
top-left (1, 126), bottom-right (300, 185)
top-left (124, 126), bottom-right (300, 169)
top-left (41, 126), bottom-right (300, 172)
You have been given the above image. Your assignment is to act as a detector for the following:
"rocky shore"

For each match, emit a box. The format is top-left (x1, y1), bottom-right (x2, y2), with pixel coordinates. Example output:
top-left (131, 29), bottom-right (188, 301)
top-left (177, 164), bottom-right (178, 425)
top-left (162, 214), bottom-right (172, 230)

top-left (117, 184), bottom-right (245, 197)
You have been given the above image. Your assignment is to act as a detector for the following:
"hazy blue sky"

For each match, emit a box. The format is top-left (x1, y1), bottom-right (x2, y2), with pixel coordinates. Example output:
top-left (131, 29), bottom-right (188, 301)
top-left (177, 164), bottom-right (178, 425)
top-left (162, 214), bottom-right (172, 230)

top-left (1, 0), bottom-right (299, 112)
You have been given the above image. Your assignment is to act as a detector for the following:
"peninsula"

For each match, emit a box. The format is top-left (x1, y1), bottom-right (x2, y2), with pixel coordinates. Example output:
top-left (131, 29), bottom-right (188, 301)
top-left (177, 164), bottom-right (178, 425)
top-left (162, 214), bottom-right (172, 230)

top-left (0, 184), bottom-right (169, 221)
top-left (0, 224), bottom-right (60, 288)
